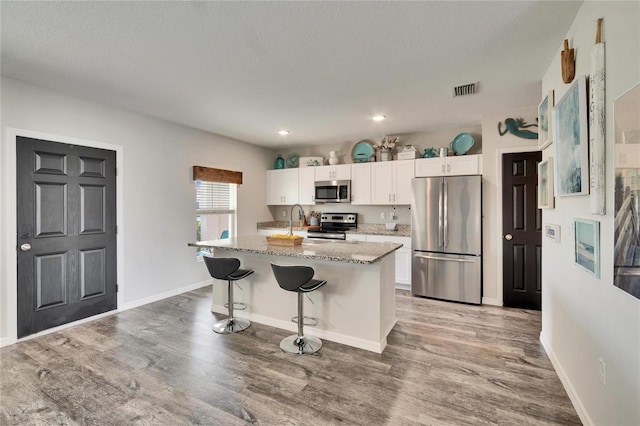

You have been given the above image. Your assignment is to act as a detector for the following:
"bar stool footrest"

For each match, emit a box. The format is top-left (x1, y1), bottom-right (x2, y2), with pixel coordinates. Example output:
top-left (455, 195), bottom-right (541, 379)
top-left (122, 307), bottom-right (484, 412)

top-left (291, 315), bottom-right (318, 327)
top-left (224, 302), bottom-right (248, 311)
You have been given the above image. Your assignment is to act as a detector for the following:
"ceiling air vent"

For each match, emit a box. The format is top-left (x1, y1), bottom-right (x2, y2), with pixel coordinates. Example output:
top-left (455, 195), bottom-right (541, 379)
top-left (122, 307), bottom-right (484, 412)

top-left (452, 82), bottom-right (478, 97)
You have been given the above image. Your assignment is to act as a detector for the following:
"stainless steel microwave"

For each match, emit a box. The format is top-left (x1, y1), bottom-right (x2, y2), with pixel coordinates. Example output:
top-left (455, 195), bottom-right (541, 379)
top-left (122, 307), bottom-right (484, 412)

top-left (314, 180), bottom-right (351, 203)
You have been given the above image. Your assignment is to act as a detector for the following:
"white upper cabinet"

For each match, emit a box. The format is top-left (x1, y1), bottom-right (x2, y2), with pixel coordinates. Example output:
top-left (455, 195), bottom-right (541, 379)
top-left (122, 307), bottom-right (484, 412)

top-left (315, 164), bottom-right (351, 181)
top-left (415, 154), bottom-right (482, 177)
top-left (350, 163), bottom-right (371, 205)
top-left (267, 169), bottom-right (299, 205)
top-left (298, 167), bottom-right (316, 205)
top-left (371, 162), bottom-right (394, 205)
top-left (393, 160), bottom-right (415, 205)
top-left (371, 160), bottom-right (415, 205)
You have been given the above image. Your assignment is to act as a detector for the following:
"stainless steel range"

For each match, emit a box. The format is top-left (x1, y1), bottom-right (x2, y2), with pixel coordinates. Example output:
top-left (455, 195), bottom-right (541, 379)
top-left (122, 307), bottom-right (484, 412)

top-left (306, 213), bottom-right (357, 240)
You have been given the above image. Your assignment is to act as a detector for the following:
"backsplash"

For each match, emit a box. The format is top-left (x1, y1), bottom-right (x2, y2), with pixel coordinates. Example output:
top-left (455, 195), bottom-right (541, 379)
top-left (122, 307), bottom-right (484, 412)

top-left (268, 204), bottom-right (411, 225)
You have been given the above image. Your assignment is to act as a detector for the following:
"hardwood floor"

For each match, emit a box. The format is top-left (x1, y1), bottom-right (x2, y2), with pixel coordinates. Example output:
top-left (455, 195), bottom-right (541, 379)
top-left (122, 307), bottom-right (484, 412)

top-left (1, 288), bottom-right (581, 425)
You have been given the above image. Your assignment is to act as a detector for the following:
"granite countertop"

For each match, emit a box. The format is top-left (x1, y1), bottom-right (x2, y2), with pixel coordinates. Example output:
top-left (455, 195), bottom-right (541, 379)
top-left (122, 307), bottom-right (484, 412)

top-left (257, 221), bottom-right (411, 237)
top-left (189, 235), bottom-right (402, 264)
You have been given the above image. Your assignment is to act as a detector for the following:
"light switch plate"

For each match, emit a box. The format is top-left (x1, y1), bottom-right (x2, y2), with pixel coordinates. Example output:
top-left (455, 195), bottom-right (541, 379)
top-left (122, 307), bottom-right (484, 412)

top-left (545, 224), bottom-right (560, 241)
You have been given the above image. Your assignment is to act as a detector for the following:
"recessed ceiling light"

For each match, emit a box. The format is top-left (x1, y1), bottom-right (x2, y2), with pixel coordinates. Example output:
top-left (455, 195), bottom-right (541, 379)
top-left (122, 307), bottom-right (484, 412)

top-left (372, 115), bottom-right (386, 122)
top-left (278, 130), bottom-right (290, 136)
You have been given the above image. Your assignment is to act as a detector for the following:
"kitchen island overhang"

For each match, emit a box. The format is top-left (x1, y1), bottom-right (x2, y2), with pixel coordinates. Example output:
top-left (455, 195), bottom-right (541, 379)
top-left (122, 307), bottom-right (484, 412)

top-left (190, 236), bottom-right (402, 353)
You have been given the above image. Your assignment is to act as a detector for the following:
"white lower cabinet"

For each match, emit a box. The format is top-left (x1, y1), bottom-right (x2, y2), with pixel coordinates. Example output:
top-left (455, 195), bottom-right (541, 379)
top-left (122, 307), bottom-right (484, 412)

top-left (345, 233), bottom-right (367, 242)
top-left (353, 234), bottom-right (411, 289)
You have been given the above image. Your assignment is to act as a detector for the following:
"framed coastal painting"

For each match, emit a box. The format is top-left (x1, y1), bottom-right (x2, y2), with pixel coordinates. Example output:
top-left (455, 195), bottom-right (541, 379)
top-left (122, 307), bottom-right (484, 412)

top-left (554, 76), bottom-right (589, 196)
top-left (613, 82), bottom-right (640, 299)
top-left (537, 157), bottom-right (554, 208)
top-left (538, 90), bottom-right (554, 150)
top-left (574, 219), bottom-right (600, 278)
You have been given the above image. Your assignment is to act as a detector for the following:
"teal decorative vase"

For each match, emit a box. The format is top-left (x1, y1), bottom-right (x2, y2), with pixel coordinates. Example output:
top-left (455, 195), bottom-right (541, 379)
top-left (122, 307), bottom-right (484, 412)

top-left (423, 148), bottom-right (436, 158)
top-left (274, 154), bottom-right (285, 169)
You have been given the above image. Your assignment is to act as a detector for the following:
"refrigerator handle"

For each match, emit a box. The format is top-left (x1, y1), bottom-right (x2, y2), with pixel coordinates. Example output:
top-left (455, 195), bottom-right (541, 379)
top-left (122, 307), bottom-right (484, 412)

top-left (414, 253), bottom-right (476, 263)
top-left (438, 180), bottom-right (444, 248)
top-left (443, 180), bottom-right (448, 248)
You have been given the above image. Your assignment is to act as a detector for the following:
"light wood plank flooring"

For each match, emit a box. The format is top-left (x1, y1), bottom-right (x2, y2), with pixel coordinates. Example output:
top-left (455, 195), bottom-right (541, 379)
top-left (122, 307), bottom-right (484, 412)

top-left (1, 288), bottom-right (581, 425)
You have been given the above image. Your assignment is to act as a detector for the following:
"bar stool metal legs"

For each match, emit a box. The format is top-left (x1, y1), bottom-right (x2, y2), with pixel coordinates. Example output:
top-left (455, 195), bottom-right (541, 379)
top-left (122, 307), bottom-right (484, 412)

top-left (203, 256), bottom-right (253, 334)
top-left (270, 263), bottom-right (327, 355)
top-left (279, 292), bottom-right (323, 354)
top-left (213, 279), bottom-right (251, 334)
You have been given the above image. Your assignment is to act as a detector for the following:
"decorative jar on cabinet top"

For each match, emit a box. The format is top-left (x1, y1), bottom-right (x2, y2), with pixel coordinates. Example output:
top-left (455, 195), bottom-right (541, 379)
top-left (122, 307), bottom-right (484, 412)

top-left (380, 148), bottom-right (392, 161)
top-left (274, 154), bottom-right (285, 169)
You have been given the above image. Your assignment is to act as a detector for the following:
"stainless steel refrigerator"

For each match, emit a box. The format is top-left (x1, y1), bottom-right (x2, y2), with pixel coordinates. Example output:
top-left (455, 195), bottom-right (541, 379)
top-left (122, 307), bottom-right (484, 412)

top-left (411, 175), bottom-right (482, 304)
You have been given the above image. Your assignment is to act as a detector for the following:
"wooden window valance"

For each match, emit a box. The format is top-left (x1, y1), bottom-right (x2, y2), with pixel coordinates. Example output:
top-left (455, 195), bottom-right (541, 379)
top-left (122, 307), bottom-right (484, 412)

top-left (192, 166), bottom-right (242, 185)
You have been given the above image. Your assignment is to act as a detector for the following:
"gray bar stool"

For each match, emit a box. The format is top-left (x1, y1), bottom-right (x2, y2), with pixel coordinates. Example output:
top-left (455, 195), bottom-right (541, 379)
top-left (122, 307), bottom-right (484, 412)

top-left (271, 263), bottom-right (327, 354)
top-left (203, 256), bottom-right (254, 334)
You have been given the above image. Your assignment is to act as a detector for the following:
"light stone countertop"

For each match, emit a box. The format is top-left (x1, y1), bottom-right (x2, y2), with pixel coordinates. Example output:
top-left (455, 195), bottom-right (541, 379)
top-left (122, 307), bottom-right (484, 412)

top-left (189, 235), bottom-right (402, 264)
top-left (257, 221), bottom-right (410, 237)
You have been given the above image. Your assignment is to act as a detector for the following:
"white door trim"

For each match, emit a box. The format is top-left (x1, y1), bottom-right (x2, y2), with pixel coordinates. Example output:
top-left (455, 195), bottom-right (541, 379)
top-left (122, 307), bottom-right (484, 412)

top-left (495, 145), bottom-right (538, 306)
top-left (2, 128), bottom-right (124, 345)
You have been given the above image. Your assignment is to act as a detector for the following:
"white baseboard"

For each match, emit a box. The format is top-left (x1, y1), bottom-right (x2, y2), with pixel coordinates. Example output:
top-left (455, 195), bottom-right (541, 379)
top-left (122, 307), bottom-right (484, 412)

top-left (0, 280), bottom-right (212, 348)
top-left (540, 331), bottom-right (592, 426)
top-left (1, 309), bottom-right (118, 347)
top-left (119, 280), bottom-right (211, 311)
top-left (482, 296), bottom-right (501, 306)
top-left (395, 283), bottom-right (411, 291)
top-left (211, 303), bottom-right (388, 353)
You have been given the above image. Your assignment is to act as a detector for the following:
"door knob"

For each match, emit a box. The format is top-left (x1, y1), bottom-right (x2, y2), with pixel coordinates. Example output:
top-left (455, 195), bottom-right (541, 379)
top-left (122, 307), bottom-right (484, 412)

top-left (20, 243), bottom-right (32, 251)
top-left (504, 234), bottom-right (513, 241)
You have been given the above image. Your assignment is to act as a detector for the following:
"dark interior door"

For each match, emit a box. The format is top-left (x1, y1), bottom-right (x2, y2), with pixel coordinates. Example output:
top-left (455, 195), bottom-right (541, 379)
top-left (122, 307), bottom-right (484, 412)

top-left (17, 136), bottom-right (117, 338)
top-left (502, 151), bottom-right (542, 309)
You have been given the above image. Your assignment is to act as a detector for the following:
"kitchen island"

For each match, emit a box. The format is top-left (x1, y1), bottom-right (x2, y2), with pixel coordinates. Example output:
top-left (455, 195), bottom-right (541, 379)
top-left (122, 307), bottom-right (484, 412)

top-left (189, 235), bottom-right (402, 353)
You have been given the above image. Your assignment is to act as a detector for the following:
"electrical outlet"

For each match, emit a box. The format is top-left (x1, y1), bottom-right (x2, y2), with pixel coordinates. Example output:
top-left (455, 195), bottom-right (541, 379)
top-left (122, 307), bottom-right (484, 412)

top-left (281, 210), bottom-right (287, 218)
top-left (388, 212), bottom-right (396, 220)
top-left (380, 212), bottom-right (385, 219)
top-left (598, 358), bottom-right (606, 386)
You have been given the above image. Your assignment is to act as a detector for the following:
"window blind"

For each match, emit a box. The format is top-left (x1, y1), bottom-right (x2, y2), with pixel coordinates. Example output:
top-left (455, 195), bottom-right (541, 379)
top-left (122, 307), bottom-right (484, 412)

top-left (196, 180), bottom-right (236, 214)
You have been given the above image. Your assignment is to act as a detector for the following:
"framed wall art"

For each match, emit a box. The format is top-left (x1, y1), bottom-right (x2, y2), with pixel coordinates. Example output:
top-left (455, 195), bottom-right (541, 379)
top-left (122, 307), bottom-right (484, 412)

top-left (589, 19), bottom-right (606, 214)
top-left (613, 82), bottom-right (640, 299)
top-left (554, 75), bottom-right (589, 196)
top-left (537, 157), bottom-right (554, 209)
top-left (538, 90), bottom-right (554, 150)
top-left (574, 218), bottom-right (600, 278)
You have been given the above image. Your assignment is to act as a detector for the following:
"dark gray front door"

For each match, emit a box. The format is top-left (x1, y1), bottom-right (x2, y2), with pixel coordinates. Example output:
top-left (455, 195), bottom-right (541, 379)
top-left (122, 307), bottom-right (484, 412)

top-left (17, 137), bottom-right (117, 338)
top-left (502, 151), bottom-right (542, 310)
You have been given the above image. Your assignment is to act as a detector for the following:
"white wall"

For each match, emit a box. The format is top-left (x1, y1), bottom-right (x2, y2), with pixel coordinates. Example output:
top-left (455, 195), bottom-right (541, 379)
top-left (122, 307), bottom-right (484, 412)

top-left (481, 106), bottom-right (539, 305)
top-left (0, 77), bottom-right (273, 343)
top-left (540, 2), bottom-right (640, 425)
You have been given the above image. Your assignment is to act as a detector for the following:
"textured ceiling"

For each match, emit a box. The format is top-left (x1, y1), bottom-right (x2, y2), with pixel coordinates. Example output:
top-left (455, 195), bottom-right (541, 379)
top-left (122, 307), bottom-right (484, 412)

top-left (1, 1), bottom-right (582, 148)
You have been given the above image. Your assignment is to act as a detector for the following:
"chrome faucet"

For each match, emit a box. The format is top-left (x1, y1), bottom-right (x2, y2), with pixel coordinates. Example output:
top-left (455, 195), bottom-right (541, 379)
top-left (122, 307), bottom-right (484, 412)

top-left (289, 204), bottom-right (304, 235)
